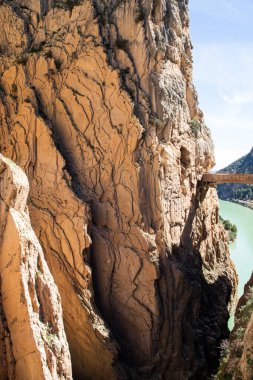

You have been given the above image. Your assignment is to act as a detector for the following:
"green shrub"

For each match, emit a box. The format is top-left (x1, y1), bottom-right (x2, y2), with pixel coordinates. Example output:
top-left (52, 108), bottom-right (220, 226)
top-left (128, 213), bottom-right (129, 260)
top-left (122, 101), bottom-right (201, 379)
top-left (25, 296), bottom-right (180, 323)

top-left (235, 326), bottom-right (245, 338)
top-left (189, 118), bottom-right (201, 137)
top-left (247, 354), bottom-right (253, 367)
top-left (219, 216), bottom-right (237, 241)
top-left (150, 115), bottom-right (163, 128)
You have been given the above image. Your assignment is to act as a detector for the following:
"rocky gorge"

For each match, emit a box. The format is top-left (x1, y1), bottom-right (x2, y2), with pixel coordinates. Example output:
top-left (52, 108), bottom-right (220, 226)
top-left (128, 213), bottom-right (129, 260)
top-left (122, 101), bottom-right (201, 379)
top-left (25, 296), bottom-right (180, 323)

top-left (0, 0), bottom-right (245, 379)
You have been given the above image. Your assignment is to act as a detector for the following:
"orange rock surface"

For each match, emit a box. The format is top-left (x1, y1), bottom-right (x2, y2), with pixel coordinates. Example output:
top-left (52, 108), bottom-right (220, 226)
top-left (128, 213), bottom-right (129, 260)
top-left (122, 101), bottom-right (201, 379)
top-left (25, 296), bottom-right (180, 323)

top-left (0, 1), bottom-right (237, 379)
top-left (0, 154), bottom-right (72, 379)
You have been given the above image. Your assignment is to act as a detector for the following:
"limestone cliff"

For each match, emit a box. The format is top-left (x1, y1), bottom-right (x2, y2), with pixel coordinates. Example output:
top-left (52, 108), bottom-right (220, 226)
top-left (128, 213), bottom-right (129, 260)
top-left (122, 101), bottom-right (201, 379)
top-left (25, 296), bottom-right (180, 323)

top-left (0, 154), bottom-right (72, 379)
top-left (217, 273), bottom-right (253, 380)
top-left (0, 0), bottom-right (237, 379)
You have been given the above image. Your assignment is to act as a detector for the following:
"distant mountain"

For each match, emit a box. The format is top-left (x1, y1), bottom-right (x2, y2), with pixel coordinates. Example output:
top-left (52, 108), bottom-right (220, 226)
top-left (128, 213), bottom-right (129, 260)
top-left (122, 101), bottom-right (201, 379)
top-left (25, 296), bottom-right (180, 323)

top-left (217, 147), bottom-right (253, 202)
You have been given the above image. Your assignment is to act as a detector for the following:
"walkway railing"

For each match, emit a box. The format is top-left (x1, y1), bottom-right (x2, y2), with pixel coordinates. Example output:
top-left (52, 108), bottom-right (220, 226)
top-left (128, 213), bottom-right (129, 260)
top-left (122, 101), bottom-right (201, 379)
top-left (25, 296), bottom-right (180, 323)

top-left (201, 173), bottom-right (253, 185)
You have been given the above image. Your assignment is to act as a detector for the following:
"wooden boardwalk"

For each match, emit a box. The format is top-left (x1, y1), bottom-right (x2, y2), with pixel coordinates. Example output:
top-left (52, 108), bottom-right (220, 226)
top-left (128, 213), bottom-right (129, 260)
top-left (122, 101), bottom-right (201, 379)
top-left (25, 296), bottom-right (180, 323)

top-left (201, 173), bottom-right (253, 185)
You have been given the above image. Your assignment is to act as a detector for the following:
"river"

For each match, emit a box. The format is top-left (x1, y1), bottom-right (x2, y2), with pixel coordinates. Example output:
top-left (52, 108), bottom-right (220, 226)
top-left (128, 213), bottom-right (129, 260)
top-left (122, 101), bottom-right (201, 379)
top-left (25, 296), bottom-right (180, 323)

top-left (219, 200), bottom-right (253, 328)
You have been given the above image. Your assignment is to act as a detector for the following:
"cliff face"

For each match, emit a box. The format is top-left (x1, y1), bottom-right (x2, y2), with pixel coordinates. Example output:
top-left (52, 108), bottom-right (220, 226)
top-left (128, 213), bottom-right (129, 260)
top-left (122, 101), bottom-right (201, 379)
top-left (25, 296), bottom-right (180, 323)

top-left (0, 154), bottom-right (72, 379)
top-left (0, 1), bottom-right (237, 379)
top-left (217, 273), bottom-right (253, 380)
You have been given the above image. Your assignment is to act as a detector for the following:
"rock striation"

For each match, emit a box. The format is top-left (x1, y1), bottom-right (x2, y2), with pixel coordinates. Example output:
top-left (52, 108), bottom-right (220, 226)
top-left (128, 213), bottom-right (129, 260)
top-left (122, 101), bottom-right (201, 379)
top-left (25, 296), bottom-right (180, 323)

top-left (0, 154), bottom-right (72, 379)
top-left (0, 0), bottom-right (237, 379)
top-left (217, 273), bottom-right (253, 380)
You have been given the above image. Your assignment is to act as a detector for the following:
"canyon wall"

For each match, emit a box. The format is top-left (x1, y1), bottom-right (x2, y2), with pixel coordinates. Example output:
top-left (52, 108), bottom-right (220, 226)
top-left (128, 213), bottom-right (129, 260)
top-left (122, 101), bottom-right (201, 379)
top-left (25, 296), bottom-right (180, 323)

top-left (0, 0), bottom-right (237, 379)
top-left (0, 154), bottom-right (72, 379)
top-left (217, 273), bottom-right (253, 380)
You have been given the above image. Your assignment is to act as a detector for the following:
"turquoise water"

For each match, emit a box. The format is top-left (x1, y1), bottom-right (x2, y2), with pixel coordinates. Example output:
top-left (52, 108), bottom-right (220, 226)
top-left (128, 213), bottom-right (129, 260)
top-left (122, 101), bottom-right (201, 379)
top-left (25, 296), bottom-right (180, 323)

top-left (219, 200), bottom-right (253, 328)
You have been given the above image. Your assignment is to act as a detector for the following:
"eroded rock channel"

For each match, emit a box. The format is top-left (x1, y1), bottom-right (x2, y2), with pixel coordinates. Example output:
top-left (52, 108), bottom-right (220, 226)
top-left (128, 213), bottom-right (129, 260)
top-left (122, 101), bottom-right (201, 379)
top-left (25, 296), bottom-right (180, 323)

top-left (0, 1), bottom-right (238, 379)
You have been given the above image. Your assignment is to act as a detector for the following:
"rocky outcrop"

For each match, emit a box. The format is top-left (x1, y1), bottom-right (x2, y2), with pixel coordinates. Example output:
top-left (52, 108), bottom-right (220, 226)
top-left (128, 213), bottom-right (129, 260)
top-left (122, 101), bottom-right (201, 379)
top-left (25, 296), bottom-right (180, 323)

top-left (0, 154), bottom-right (72, 379)
top-left (0, 70), bottom-right (119, 380)
top-left (217, 273), bottom-right (253, 380)
top-left (0, 0), bottom-right (237, 379)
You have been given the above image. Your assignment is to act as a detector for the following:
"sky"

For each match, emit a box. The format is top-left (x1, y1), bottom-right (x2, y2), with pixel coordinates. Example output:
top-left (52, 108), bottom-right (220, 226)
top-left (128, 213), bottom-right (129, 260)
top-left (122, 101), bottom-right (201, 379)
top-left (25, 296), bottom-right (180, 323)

top-left (189, 0), bottom-right (253, 170)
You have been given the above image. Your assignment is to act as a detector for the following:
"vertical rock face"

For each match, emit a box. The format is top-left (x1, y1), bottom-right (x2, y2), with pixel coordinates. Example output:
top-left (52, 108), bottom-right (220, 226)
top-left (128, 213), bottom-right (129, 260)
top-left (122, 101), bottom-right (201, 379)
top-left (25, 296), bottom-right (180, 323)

top-left (0, 154), bottom-right (72, 379)
top-left (0, 67), bottom-right (119, 380)
top-left (217, 273), bottom-right (253, 380)
top-left (0, 0), bottom-right (237, 379)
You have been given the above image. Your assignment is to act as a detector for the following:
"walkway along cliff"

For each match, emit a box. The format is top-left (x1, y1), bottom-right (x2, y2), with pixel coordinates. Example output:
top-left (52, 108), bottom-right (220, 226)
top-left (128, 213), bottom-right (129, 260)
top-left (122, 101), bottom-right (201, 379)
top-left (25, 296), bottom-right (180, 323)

top-left (0, 1), bottom-right (237, 379)
top-left (201, 173), bottom-right (253, 185)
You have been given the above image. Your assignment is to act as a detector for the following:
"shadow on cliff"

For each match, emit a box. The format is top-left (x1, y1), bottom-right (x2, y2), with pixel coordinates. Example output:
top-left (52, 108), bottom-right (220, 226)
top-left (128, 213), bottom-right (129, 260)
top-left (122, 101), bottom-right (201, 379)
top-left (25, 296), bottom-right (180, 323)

top-left (154, 183), bottom-right (233, 380)
top-left (89, 183), bottom-right (235, 380)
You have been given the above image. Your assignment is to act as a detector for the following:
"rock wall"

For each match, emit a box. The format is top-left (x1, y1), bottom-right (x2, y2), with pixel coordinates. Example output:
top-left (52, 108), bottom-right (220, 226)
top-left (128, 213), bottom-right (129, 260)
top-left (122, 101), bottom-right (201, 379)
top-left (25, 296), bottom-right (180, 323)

top-left (0, 0), bottom-right (237, 379)
top-left (217, 273), bottom-right (253, 380)
top-left (0, 154), bottom-right (72, 379)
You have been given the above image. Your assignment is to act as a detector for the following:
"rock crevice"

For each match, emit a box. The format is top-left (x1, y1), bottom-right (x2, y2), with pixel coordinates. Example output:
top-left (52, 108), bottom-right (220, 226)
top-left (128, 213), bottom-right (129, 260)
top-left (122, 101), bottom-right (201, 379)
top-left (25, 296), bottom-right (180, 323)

top-left (0, 1), bottom-right (237, 379)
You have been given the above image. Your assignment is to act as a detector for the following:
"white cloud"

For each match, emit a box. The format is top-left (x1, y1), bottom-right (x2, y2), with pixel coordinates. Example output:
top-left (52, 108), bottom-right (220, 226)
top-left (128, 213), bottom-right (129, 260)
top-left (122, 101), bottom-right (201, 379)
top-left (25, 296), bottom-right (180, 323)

top-left (220, 89), bottom-right (253, 106)
top-left (214, 147), bottom-right (248, 170)
top-left (192, 42), bottom-right (253, 169)
top-left (190, 0), bottom-right (239, 19)
top-left (193, 42), bottom-right (253, 87)
top-left (206, 112), bottom-right (253, 132)
top-left (189, 0), bottom-right (253, 170)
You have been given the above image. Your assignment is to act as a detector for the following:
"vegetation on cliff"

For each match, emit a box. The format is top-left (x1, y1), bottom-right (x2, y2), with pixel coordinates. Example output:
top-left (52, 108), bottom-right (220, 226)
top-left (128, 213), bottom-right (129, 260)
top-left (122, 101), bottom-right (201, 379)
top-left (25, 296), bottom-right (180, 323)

top-left (219, 216), bottom-right (237, 242)
top-left (217, 281), bottom-right (253, 380)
